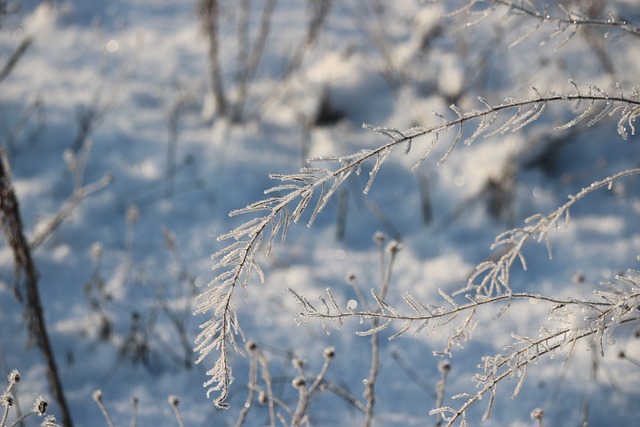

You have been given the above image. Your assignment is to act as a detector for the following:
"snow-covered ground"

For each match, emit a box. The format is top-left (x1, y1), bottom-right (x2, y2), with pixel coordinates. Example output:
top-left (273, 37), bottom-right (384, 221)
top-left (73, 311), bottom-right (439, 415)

top-left (1, 1), bottom-right (640, 426)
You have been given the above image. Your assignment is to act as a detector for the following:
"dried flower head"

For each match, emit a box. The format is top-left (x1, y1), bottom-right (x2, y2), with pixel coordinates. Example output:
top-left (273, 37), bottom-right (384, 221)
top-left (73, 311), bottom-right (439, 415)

top-left (168, 395), bottom-right (180, 406)
top-left (386, 240), bottom-right (401, 254)
top-left (438, 360), bottom-right (451, 373)
top-left (323, 346), bottom-right (336, 360)
top-left (292, 358), bottom-right (305, 370)
top-left (92, 390), bottom-right (103, 402)
top-left (531, 408), bottom-right (544, 420)
top-left (8, 369), bottom-right (20, 385)
top-left (373, 232), bottom-right (386, 243)
top-left (40, 414), bottom-right (59, 427)
top-left (1, 391), bottom-right (14, 407)
top-left (292, 376), bottom-right (306, 389)
top-left (246, 340), bottom-right (258, 352)
top-left (33, 396), bottom-right (48, 416)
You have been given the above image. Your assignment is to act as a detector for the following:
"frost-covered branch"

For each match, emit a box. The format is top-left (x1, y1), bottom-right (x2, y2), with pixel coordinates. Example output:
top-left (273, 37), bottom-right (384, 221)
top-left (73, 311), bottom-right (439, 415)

top-left (433, 276), bottom-right (640, 426)
top-left (195, 83), bottom-right (640, 407)
top-left (289, 167), bottom-right (640, 421)
top-left (463, 167), bottom-right (640, 297)
top-left (292, 264), bottom-right (640, 426)
top-left (290, 289), bottom-right (608, 340)
top-left (452, 0), bottom-right (640, 46)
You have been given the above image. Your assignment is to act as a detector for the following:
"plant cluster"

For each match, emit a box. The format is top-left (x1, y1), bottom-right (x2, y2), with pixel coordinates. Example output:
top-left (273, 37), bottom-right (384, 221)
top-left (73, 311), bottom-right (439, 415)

top-left (194, 1), bottom-right (640, 425)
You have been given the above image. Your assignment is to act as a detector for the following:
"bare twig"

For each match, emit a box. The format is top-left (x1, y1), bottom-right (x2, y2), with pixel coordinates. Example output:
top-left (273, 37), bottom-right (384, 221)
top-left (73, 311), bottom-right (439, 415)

top-left (0, 149), bottom-right (73, 427)
top-left (29, 140), bottom-right (112, 249)
top-left (0, 37), bottom-right (32, 85)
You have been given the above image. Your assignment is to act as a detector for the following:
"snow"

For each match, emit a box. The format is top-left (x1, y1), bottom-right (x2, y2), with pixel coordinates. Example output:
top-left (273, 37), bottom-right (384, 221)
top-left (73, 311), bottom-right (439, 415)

top-left (1, 1), bottom-right (640, 426)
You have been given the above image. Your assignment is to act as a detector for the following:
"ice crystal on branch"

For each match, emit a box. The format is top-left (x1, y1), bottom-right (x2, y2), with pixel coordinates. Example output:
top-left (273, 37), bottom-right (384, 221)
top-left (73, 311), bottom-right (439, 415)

top-left (196, 55), bottom-right (640, 412)
top-left (450, 0), bottom-right (640, 46)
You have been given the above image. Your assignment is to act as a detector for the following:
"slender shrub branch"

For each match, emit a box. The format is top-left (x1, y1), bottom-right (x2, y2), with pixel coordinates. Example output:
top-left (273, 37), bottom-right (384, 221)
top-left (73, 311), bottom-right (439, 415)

top-left (195, 83), bottom-right (640, 407)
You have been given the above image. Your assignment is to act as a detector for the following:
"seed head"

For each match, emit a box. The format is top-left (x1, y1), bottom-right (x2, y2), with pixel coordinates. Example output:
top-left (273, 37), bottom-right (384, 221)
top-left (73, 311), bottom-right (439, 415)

top-left (40, 414), bottom-right (59, 427)
top-left (386, 240), bottom-right (401, 254)
top-left (8, 369), bottom-right (20, 385)
top-left (246, 340), bottom-right (258, 352)
top-left (33, 396), bottom-right (48, 416)
top-left (323, 346), bottom-right (336, 360)
top-left (168, 395), bottom-right (180, 406)
top-left (1, 392), bottom-right (14, 407)
top-left (531, 408), bottom-right (544, 420)
top-left (292, 358), bottom-right (304, 370)
top-left (438, 360), bottom-right (451, 373)
top-left (292, 376), bottom-right (306, 389)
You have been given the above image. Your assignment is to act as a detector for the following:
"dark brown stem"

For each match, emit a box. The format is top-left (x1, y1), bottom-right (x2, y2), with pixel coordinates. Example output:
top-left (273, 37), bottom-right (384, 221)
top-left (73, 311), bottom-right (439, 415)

top-left (0, 37), bottom-right (32, 85)
top-left (0, 149), bottom-right (74, 427)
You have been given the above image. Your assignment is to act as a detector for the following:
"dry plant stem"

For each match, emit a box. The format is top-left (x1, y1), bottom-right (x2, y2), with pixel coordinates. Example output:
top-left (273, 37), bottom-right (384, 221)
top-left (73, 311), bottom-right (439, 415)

top-left (129, 398), bottom-right (138, 427)
top-left (165, 100), bottom-right (182, 199)
top-left (290, 357), bottom-right (332, 427)
top-left (155, 287), bottom-right (194, 368)
top-left (322, 383), bottom-right (366, 413)
top-left (418, 171), bottom-right (432, 225)
top-left (0, 149), bottom-right (74, 427)
top-left (8, 411), bottom-right (39, 427)
top-left (364, 313), bottom-right (380, 426)
top-left (434, 364), bottom-right (449, 427)
top-left (390, 350), bottom-right (436, 398)
top-left (235, 0), bottom-right (251, 99)
top-left (5, 97), bottom-right (45, 157)
top-left (169, 400), bottom-right (185, 427)
top-left (290, 394), bottom-right (307, 427)
top-left (198, 0), bottom-right (228, 117)
top-left (29, 175), bottom-right (111, 249)
top-left (71, 65), bottom-right (130, 152)
top-left (0, 37), bottom-right (32, 85)
top-left (234, 346), bottom-right (259, 427)
top-left (581, 398), bottom-right (589, 426)
top-left (349, 1), bottom-right (402, 89)
top-left (0, 379), bottom-right (16, 427)
top-left (295, 290), bottom-right (625, 327)
top-left (251, 0), bottom-right (331, 118)
top-left (364, 238), bottom-right (398, 427)
top-left (232, 0), bottom-right (277, 122)
top-left (0, 408), bottom-right (8, 427)
top-left (30, 139), bottom-right (111, 249)
top-left (284, 0), bottom-right (332, 78)
top-left (256, 350), bottom-right (276, 426)
top-left (94, 398), bottom-right (115, 427)
top-left (0, 364), bottom-right (24, 427)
